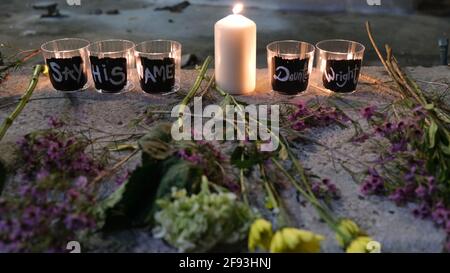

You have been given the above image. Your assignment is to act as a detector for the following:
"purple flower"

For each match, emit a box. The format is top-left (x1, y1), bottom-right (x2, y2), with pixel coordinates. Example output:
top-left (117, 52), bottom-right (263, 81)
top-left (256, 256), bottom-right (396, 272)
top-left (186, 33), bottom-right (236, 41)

top-left (292, 121), bottom-right (306, 131)
top-left (404, 166), bottom-right (417, 182)
top-left (189, 154), bottom-right (203, 164)
top-left (7, 219), bottom-right (22, 242)
top-left (432, 207), bottom-right (449, 226)
top-left (67, 188), bottom-right (81, 200)
top-left (48, 116), bottom-right (64, 128)
top-left (0, 220), bottom-right (8, 234)
top-left (360, 183), bottom-right (373, 195)
top-left (115, 171), bottom-right (130, 186)
top-left (396, 121), bottom-right (405, 130)
top-left (289, 101), bottom-right (348, 132)
top-left (226, 181), bottom-right (241, 193)
top-left (18, 185), bottom-right (31, 196)
top-left (2, 130), bottom-right (103, 252)
top-left (413, 203), bottom-right (431, 219)
top-left (64, 214), bottom-right (88, 230)
top-left (385, 122), bottom-right (393, 131)
top-left (178, 149), bottom-right (204, 165)
top-left (16, 137), bottom-right (28, 148)
top-left (360, 106), bottom-right (377, 120)
top-left (327, 183), bottom-right (337, 192)
top-left (389, 188), bottom-right (407, 205)
top-left (177, 149), bottom-right (189, 158)
top-left (415, 185), bottom-right (428, 199)
top-left (351, 133), bottom-right (370, 143)
top-left (296, 101), bottom-right (306, 110)
top-left (412, 105), bottom-right (425, 118)
top-left (75, 176), bottom-right (89, 188)
top-left (425, 178), bottom-right (437, 195)
top-left (312, 179), bottom-right (340, 200)
top-left (427, 176), bottom-right (435, 184)
top-left (311, 183), bottom-right (322, 196)
top-left (368, 168), bottom-right (380, 177)
top-left (288, 114), bottom-right (297, 122)
top-left (46, 141), bottom-right (62, 160)
top-left (360, 168), bottom-right (386, 196)
top-left (374, 155), bottom-right (395, 164)
top-left (445, 221), bottom-right (450, 234)
top-left (390, 140), bottom-right (407, 153)
top-left (36, 169), bottom-right (50, 181)
top-left (22, 206), bottom-right (42, 227)
top-left (64, 137), bottom-right (76, 148)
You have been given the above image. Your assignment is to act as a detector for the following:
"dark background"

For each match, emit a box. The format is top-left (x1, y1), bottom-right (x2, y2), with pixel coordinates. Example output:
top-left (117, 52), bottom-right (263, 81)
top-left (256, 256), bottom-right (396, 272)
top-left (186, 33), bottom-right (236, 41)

top-left (0, 0), bottom-right (449, 67)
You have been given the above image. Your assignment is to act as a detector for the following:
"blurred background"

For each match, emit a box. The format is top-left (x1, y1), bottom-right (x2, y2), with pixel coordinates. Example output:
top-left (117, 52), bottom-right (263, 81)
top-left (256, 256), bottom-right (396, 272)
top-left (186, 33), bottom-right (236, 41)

top-left (0, 0), bottom-right (449, 67)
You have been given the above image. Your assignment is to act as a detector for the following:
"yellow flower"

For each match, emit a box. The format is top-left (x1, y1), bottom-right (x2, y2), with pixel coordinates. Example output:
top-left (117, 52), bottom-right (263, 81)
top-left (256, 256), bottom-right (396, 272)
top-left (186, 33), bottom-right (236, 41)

top-left (270, 228), bottom-right (324, 253)
top-left (43, 65), bottom-right (49, 77)
top-left (248, 219), bottom-right (273, 252)
top-left (346, 236), bottom-right (374, 253)
top-left (336, 219), bottom-right (366, 248)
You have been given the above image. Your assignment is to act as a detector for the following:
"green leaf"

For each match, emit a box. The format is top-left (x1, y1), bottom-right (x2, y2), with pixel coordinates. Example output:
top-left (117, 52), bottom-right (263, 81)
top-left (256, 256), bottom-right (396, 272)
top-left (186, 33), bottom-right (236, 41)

top-left (424, 103), bottom-right (435, 110)
top-left (220, 94), bottom-right (248, 109)
top-left (230, 144), bottom-right (272, 170)
top-left (200, 175), bottom-right (210, 194)
top-left (99, 156), bottom-right (202, 231)
top-left (146, 158), bottom-right (203, 223)
top-left (98, 160), bottom-right (159, 230)
top-left (231, 146), bottom-right (260, 170)
top-left (264, 196), bottom-right (274, 210)
top-left (219, 94), bottom-right (233, 111)
top-left (440, 143), bottom-right (450, 156)
top-left (107, 144), bottom-right (138, 152)
top-left (428, 121), bottom-right (438, 149)
top-left (98, 122), bottom-right (208, 230)
top-left (138, 122), bottom-right (174, 160)
top-left (278, 144), bottom-right (288, 161)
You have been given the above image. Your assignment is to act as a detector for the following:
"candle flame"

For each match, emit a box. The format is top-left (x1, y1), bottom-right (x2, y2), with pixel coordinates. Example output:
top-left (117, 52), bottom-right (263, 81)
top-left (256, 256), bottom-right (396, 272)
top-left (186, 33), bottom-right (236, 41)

top-left (233, 3), bottom-right (244, 14)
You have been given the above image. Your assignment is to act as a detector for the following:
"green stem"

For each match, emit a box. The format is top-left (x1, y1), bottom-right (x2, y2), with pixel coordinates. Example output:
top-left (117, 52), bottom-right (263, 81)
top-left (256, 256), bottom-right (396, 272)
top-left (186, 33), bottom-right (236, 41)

top-left (177, 56), bottom-right (212, 121)
top-left (0, 65), bottom-right (44, 141)
top-left (0, 49), bottom-right (40, 82)
top-left (286, 147), bottom-right (315, 197)
top-left (259, 163), bottom-right (291, 227)
top-left (271, 158), bottom-right (320, 208)
top-left (261, 168), bottom-right (278, 209)
top-left (213, 84), bottom-right (288, 162)
top-left (240, 151), bottom-right (250, 206)
top-left (271, 157), bottom-right (349, 240)
top-left (212, 75), bottom-right (351, 240)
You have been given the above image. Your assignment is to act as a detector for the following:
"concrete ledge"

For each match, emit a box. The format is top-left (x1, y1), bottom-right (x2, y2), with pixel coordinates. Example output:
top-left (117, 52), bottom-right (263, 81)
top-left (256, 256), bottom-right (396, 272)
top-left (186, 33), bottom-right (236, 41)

top-left (0, 65), bottom-right (449, 252)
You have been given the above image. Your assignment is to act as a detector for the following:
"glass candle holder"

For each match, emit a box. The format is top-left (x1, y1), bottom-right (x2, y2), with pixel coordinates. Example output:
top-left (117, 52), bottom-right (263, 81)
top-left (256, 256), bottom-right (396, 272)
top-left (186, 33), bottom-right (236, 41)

top-left (41, 38), bottom-right (90, 92)
top-left (267, 40), bottom-right (315, 95)
top-left (134, 40), bottom-right (181, 94)
top-left (316, 39), bottom-right (365, 93)
top-left (87, 39), bottom-right (135, 94)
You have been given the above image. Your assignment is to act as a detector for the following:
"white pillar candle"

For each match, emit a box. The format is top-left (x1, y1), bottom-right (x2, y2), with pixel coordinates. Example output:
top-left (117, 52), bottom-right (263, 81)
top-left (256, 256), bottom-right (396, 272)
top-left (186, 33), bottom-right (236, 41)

top-left (215, 3), bottom-right (256, 95)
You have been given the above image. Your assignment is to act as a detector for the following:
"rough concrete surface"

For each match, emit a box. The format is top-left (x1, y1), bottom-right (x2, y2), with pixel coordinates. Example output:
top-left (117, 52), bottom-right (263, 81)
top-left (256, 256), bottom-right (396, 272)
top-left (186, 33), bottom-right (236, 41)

top-left (0, 65), bottom-right (449, 252)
